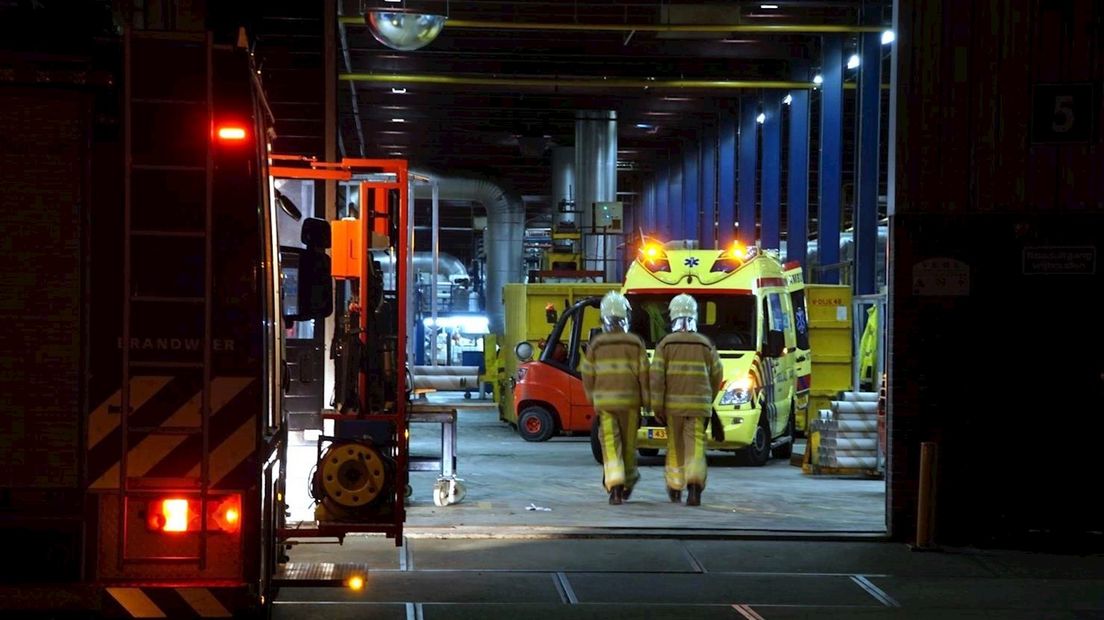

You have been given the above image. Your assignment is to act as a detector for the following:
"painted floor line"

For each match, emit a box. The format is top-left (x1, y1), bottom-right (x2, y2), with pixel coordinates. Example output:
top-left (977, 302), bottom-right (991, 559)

top-left (851, 574), bottom-right (902, 608)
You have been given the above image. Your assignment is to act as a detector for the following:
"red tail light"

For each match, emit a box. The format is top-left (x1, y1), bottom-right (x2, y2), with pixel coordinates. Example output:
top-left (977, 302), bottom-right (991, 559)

top-left (216, 125), bottom-right (248, 141)
top-left (145, 495), bottom-right (241, 534)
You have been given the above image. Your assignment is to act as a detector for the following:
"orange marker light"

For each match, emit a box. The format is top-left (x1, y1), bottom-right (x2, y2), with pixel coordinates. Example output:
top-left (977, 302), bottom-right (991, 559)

top-left (162, 499), bottom-right (190, 532)
top-left (645, 246), bottom-right (658, 258)
top-left (217, 125), bottom-right (248, 141)
top-left (347, 575), bottom-right (365, 591)
top-left (225, 508), bottom-right (240, 525)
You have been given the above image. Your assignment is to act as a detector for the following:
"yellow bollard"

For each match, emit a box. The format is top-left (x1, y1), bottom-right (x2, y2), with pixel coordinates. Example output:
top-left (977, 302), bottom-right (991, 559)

top-left (915, 441), bottom-right (938, 549)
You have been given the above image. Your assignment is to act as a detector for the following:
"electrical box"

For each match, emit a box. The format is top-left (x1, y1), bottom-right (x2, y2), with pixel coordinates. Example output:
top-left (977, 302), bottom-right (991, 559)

top-left (594, 201), bottom-right (623, 232)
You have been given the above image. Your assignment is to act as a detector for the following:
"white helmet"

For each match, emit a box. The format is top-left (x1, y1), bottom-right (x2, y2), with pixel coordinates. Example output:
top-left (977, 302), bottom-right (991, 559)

top-left (599, 292), bottom-right (631, 332)
top-left (668, 294), bottom-right (698, 332)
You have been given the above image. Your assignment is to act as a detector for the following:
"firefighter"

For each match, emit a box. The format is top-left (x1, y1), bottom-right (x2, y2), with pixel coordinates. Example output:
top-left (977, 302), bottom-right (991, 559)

top-left (650, 294), bottom-right (723, 506)
top-left (580, 291), bottom-right (650, 505)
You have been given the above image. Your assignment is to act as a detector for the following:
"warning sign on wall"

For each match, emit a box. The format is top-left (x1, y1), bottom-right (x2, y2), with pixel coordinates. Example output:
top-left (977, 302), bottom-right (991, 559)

top-left (1022, 246), bottom-right (1096, 275)
top-left (912, 258), bottom-right (970, 296)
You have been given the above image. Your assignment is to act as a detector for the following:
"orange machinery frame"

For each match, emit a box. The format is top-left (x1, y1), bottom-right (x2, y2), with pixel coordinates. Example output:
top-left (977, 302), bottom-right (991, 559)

top-left (269, 155), bottom-right (411, 540)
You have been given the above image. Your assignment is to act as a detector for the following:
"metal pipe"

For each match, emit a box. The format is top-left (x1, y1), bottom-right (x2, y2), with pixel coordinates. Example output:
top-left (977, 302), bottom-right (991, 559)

top-left (576, 111), bottom-right (617, 278)
top-left (338, 16), bottom-right (887, 33)
top-left (431, 181), bottom-right (440, 366)
top-left (337, 3), bottom-right (366, 156)
top-left (340, 72), bottom-right (884, 90)
top-left (411, 169), bottom-right (523, 335)
top-left (340, 73), bottom-right (811, 90)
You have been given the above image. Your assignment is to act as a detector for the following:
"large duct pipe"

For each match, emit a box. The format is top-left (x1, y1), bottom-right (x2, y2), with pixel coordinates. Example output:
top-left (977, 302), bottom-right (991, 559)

top-left (576, 111), bottom-right (617, 278)
top-left (551, 146), bottom-right (576, 226)
top-left (412, 169), bottom-right (523, 334)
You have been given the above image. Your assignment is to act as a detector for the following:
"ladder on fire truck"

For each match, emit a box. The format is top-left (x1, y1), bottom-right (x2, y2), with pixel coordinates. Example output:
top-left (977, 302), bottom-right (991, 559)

top-left (118, 27), bottom-right (216, 568)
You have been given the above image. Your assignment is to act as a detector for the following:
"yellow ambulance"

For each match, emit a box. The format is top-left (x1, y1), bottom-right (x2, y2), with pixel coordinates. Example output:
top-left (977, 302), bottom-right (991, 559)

top-left (625, 239), bottom-right (809, 465)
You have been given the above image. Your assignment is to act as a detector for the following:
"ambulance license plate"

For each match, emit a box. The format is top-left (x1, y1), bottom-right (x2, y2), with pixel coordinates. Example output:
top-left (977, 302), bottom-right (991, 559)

top-left (649, 428), bottom-right (667, 440)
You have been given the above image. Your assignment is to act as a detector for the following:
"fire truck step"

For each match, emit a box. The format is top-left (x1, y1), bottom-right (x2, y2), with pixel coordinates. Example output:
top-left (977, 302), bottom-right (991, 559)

top-left (273, 562), bottom-right (374, 588)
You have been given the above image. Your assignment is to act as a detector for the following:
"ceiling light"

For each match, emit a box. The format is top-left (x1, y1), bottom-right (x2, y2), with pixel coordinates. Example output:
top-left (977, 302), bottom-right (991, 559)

top-left (756, 112), bottom-right (766, 124)
top-left (760, 4), bottom-right (779, 8)
top-left (391, 87), bottom-right (407, 94)
top-left (847, 54), bottom-right (861, 69)
top-left (782, 94), bottom-right (793, 105)
top-left (367, 10), bottom-right (447, 52)
top-left (812, 74), bottom-right (824, 85)
top-left (635, 123), bottom-right (653, 129)
top-left (881, 30), bottom-right (895, 45)
top-left (391, 118), bottom-right (405, 122)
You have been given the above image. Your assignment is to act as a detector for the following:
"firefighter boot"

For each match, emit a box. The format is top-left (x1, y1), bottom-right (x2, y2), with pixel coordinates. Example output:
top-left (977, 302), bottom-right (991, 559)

top-left (609, 485), bottom-right (624, 505)
top-left (686, 484), bottom-right (702, 507)
top-left (667, 488), bottom-right (682, 503)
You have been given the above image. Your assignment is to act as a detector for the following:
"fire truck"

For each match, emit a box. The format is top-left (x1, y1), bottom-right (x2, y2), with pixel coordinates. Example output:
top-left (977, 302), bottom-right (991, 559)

top-left (1, 22), bottom-right (411, 617)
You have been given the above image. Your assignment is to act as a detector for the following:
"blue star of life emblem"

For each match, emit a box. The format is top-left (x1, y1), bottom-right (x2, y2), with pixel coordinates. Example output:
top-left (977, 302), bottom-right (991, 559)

top-left (684, 257), bottom-right (700, 267)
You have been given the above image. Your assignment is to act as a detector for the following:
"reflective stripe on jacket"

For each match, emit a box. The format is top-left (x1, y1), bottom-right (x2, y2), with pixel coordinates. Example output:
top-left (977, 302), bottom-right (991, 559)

top-left (580, 332), bottom-right (650, 412)
top-left (650, 331), bottom-right (723, 418)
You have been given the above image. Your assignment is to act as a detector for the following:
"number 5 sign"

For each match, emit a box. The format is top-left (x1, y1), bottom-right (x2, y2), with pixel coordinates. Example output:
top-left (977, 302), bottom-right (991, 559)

top-left (1031, 83), bottom-right (1098, 144)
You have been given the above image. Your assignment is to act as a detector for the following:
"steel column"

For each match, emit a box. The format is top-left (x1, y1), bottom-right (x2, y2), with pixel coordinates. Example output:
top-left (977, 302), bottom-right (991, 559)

top-left (683, 136), bottom-right (700, 244)
top-left (669, 149), bottom-right (684, 240)
top-left (760, 96), bottom-right (782, 250)
top-left (656, 161), bottom-right (669, 239)
top-left (700, 123), bottom-right (717, 248)
top-left (786, 89), bottom-right (811, 267)
top-left (855, 32), bottom-right (882, 295)
top-left (738, 97), bottom-right (759, 246)
top-left (818, 36), bottom-right (844, 283)
top-left (642, 177), bottom-right (655, 233)
top-left (718, 112), bottom-right (737, 248)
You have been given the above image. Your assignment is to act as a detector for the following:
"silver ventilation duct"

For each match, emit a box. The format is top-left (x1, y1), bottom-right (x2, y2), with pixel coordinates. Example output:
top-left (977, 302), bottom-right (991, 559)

top-left (551, 146), bottom-right (576, 226)
top-left (576, 110), bottom-right (617, 278)
top-left (411, 169), bottom-right (524, 334)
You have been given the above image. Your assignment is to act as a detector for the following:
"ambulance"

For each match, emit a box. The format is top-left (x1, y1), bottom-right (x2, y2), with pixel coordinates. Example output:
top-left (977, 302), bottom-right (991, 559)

top-left (625, 239), bottom-right (809, 465)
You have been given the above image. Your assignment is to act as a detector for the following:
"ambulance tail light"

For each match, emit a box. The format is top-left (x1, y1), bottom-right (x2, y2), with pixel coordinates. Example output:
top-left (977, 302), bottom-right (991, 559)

top-left (145, 495), bottom-right (242, 534)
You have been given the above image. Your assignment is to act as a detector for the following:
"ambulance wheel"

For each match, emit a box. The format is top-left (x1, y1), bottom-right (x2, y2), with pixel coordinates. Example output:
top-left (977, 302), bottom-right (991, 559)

top-left (638, 448), bottom-right (660, 457)
top-left (590, 417), bottom-right (603, 464)
top-left (737, 416), bottom-right (771, 466)
top-left (519, 406), bottom-right (556, 442)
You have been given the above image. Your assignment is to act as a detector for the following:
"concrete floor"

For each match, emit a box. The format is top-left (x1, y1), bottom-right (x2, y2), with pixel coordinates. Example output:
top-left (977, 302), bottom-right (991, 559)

top-left (287, 393), bottom-right (886, 534)
top-left (275, 536), bottom-right (1104, 618)
top-left (278, 398), bottom-right (1101, 617)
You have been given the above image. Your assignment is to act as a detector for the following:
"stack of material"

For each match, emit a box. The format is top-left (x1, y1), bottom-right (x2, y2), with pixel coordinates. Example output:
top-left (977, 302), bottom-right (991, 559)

top-left (809, 391), bottom-right (882, 473)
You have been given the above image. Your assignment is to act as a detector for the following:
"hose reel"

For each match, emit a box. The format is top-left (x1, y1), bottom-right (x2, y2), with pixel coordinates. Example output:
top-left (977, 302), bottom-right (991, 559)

top-left (311, 439), bottom-right (395, 521)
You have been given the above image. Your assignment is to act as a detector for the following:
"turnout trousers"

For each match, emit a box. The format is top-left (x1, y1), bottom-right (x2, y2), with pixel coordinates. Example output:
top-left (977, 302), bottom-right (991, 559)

top-left (664, 416), bottom-right (707, 491)
top-left (598, 409), bottom-right (640, 492)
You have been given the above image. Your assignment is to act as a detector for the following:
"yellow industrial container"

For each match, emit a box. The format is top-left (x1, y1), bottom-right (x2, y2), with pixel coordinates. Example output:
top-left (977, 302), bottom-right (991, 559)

top-left (803, 284), bottom-right (853, 430)
top-left (498, 282), bottom-right (618, 422)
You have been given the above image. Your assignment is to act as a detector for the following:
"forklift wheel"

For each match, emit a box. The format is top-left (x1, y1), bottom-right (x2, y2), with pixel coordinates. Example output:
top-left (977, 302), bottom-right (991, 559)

top-left (518, 406), bottom-right (556, 442)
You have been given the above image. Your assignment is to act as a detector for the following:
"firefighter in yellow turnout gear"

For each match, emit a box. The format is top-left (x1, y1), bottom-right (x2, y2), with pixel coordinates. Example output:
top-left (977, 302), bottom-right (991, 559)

top-left (650, 294), bottom-right (724, 506)
top-left (581, 292), bottom-right (650, 505)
